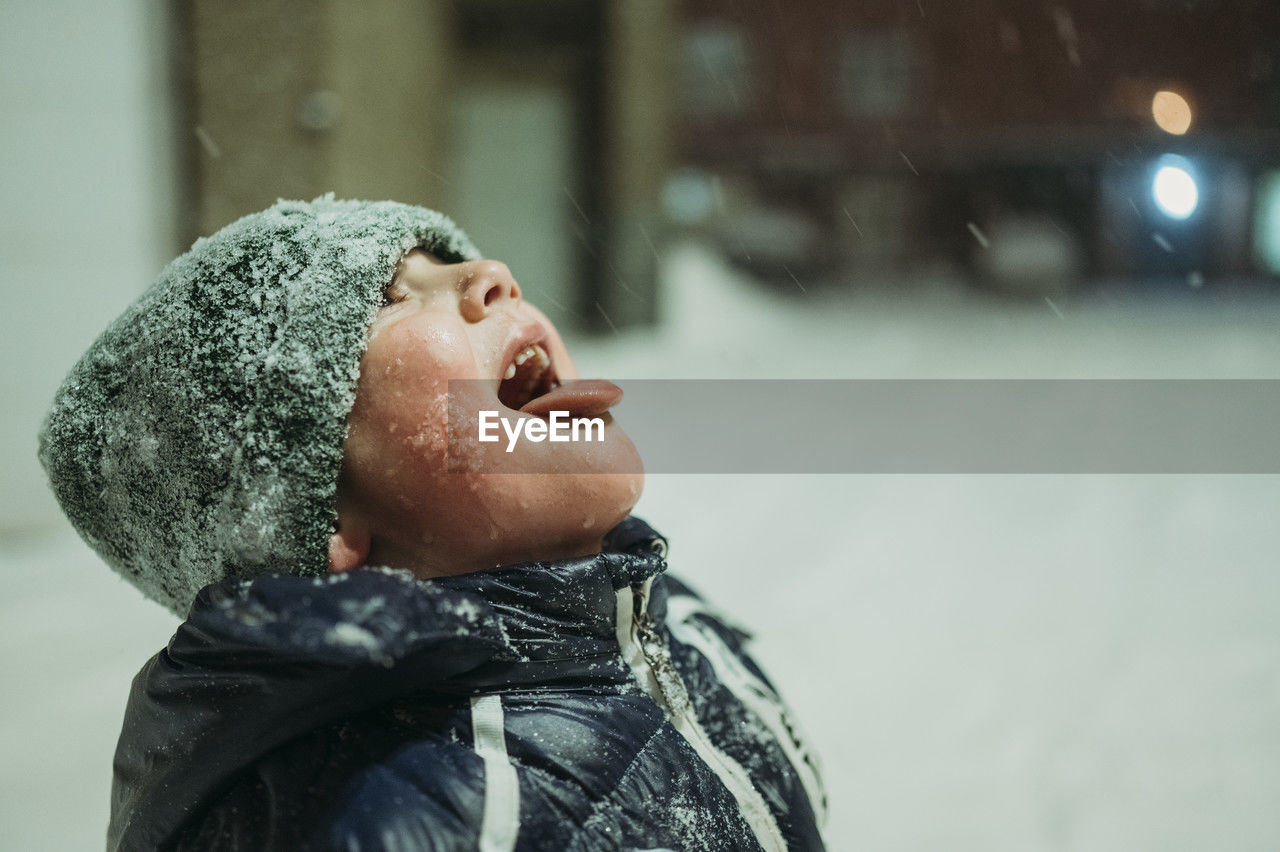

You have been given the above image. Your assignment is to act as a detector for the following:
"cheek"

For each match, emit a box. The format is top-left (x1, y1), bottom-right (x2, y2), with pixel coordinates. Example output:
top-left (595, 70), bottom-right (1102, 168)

top-left (346, 326), bottom-right (475, 485)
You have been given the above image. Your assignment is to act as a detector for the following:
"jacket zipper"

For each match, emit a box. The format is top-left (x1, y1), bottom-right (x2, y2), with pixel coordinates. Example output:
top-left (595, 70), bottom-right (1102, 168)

top-left (619, 579), bottom-right (788, 852)
top-left (632, 585), bottom-right (693, 719)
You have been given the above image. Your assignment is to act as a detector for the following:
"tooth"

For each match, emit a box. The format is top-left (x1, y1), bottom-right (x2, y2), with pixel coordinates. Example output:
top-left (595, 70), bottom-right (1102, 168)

top-left (503, 363), bottom-right (516, 380)
top-left (515, 349), bottom-right (531, 365)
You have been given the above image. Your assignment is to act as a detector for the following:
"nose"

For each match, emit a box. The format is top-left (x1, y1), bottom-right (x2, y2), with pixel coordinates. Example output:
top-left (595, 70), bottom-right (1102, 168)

top-left (459, 260), bottom-right (522, 322)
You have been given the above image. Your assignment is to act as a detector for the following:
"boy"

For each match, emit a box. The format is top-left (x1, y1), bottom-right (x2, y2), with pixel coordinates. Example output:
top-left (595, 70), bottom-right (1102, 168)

top-left (39, 196), bottom-right (826, 851)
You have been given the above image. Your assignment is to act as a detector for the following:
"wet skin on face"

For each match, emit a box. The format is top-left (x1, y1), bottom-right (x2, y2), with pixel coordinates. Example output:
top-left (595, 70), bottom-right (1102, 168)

top-left (329, 249), bottom-right (644, 577)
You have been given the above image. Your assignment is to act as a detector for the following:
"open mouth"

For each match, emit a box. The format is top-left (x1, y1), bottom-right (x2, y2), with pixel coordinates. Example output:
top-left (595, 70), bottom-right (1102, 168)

top-left (497, 342), bottom-right (560, 410)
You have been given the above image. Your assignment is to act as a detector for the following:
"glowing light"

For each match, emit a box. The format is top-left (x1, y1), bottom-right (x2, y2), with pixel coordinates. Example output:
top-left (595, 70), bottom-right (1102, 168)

top-left (1152, 90), bottom-right (1192, 135)
top-left (1152, 156), bottom-right (1199, 219)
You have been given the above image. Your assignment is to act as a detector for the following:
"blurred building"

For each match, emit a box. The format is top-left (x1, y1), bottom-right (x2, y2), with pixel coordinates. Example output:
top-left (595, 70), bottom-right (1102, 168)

top-left (174, 0), bottom-right (1280, 312)
top-left (672, 0), bottom-right (1280, 291)
top-left (175, 0), bottom-right (674, 330)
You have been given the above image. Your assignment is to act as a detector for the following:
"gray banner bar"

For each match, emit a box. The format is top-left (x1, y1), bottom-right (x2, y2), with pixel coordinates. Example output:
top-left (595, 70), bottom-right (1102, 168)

top-left (447, 380), bottom-right (1280, 473)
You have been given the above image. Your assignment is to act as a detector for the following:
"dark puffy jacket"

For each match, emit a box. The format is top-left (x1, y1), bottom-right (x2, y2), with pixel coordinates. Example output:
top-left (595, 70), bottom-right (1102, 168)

top-left (108, 518), bottom-right (827, 851)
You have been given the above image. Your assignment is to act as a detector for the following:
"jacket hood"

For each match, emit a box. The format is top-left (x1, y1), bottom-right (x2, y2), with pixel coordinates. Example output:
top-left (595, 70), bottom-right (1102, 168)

top-left (108, 517), bottom-right (668, 851)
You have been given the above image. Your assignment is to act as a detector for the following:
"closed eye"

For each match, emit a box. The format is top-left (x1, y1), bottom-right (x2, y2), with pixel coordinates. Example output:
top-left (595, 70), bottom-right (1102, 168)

top-left (381, 281), bottom-right (410, 308)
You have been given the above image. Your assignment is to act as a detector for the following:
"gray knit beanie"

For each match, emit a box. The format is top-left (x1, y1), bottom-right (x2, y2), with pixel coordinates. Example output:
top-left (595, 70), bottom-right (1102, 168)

top-left (38, 195), bottom-right (480, 616)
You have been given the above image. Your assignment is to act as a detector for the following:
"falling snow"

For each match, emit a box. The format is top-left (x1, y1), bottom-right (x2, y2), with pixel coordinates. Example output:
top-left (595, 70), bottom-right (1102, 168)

top-left (9, 242), bottom-right (1280, 850)
top-left (193, 125), bottom-right (221, 158)
top-left (967, 222), bottom-right (991, 249)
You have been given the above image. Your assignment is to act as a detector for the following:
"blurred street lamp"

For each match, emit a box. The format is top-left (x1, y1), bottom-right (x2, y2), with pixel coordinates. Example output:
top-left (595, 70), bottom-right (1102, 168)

top-left (1152, 90), bottom-right (1192, 135)
top-left (1152, 155), bottom-right (1199, 220)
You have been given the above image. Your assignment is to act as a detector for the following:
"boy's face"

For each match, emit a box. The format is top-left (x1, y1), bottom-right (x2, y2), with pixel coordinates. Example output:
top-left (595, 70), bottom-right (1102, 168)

top-left (334, 249), bottom-right (643, 577)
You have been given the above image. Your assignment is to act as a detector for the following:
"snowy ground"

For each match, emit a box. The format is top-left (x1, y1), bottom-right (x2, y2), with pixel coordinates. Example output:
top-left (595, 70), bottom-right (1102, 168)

top-left (3, 241), bottom-right (1279, 850)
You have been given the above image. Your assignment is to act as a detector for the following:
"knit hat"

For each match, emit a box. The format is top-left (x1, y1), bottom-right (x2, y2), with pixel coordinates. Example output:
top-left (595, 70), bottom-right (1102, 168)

top-left (38, 195), bottom-right (481, 616)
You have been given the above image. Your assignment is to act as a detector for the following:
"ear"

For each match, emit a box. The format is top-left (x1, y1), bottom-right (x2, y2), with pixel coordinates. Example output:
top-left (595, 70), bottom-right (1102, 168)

top-left (328, 515), bottom-right (371, 574)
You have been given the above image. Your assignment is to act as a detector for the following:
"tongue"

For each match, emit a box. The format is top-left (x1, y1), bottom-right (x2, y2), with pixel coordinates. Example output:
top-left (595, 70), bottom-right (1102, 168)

top-left (519, 379), bottom-right (623, 419)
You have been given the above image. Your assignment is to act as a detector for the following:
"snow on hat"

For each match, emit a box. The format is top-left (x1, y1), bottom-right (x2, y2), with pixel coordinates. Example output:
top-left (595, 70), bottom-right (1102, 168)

top-left (38, 195), bottom-right (481, 616)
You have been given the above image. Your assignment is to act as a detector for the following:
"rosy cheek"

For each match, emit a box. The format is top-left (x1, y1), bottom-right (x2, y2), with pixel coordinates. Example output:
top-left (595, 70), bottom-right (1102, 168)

top-left (401, 392), bottom-right (452, 465)
top-left (353, 338), bottom-right (461, 469)
top-left (382, 323), bottom-right (473, 392)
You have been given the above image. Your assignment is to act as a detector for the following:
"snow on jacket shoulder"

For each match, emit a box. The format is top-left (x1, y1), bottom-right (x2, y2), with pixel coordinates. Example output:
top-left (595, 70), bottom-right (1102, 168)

top-left (108, 517), bottom-right (827, 851)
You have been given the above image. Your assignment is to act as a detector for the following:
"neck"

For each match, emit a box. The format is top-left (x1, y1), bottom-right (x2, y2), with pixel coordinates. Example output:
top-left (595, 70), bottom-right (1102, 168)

top-left (371, 534), bottom-right (609, 580)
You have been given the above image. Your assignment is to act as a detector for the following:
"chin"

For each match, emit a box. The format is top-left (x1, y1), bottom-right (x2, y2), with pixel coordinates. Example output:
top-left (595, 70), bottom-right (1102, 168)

top-left (589, 470), bottom-right (645, 529)
top-left (525, 468), bottom-right (644, 562)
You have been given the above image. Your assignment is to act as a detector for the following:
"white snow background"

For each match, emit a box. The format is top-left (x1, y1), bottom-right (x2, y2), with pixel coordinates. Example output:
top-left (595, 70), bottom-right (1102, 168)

top-left (4, 240), bottom-right (1280, 850)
